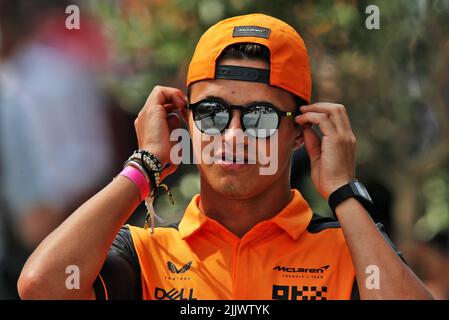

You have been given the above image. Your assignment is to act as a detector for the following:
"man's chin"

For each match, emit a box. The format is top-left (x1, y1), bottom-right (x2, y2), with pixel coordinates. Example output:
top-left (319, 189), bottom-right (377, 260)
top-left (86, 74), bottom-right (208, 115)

top-left (214, 187), bottom-right (253, 200)
top-left (209, 179), bottom-right (262, 200)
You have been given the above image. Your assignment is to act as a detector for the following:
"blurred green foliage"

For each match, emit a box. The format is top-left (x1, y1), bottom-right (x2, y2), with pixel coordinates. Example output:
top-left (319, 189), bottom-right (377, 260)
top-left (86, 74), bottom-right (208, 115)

top-left (88, 0), bottom-right (449, 243)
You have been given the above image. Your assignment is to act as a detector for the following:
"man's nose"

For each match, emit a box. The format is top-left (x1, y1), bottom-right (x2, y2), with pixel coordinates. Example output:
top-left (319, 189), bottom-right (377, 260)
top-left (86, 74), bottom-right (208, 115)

top-left (223, 110), bottom-right (247, 145)
top-left (227, 110), bottom-right (242, 130)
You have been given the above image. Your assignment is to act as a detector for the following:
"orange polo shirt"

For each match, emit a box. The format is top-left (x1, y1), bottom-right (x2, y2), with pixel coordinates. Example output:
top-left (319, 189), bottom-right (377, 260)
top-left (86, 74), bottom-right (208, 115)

top-left (132, 189), bottom-right (355, 300)
top-left (94, 189), bottom-right (399, 300)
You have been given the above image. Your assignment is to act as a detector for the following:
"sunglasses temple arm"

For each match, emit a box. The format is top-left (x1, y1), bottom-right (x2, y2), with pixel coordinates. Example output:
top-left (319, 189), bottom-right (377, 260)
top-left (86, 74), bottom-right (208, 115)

top-left (285, 110), bottom-right (302, 117)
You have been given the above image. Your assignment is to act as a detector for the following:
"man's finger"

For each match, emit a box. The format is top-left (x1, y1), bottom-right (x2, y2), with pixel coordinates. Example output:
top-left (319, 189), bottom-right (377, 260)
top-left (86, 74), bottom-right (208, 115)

top-left (300, 103), bottom-right (352, 134)
top-left (295, 112), bottom-right (337, 136)
top-left (167, 112), bottom-right (182, 133)
top-left (146, 86), bottom-right (188, 109)
top-left (171, 94), bottom-right (189, 109)
top-left (302, 126), bottom-right (322, 163)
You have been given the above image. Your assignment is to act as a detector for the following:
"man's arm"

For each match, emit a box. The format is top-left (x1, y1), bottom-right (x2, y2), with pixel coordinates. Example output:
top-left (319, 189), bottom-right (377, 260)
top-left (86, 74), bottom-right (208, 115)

top-left (295, 102), bottom-right (433, 300)
top-left (17, 86), bottom-right (187, 299)
top-left (17, 176), bottom-right (141, 299)
top-left (336, 198), bottom-right (433, 299)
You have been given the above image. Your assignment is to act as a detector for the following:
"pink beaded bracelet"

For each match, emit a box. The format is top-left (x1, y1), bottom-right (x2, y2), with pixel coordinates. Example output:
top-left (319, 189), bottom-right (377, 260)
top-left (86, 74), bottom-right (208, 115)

top-left (119, 165), bottom-right (150, 201)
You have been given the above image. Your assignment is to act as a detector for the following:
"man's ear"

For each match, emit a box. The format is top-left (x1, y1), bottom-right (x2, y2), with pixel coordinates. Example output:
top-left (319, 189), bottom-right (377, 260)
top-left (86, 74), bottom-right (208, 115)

top-left (292, 124), bottom-right (304, 151)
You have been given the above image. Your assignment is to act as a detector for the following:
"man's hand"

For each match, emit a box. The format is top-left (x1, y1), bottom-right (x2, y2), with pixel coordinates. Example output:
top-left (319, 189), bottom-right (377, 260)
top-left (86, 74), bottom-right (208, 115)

top-left (134, 86), bottom-right (188, 182)
top-left (295, 103), bottom-right (356, 200)
top-left (294, 104), bottom-right (434, 300)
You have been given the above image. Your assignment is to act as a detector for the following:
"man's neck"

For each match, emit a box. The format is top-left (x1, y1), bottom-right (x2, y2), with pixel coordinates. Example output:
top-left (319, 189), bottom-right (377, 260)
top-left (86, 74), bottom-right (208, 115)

top-left (198, 177), bottom-right (293, 238)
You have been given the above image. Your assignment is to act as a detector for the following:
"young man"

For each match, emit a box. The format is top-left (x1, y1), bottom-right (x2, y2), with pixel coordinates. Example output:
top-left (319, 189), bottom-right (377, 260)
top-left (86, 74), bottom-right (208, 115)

top-left (18, 14), bottom-right (433, 300)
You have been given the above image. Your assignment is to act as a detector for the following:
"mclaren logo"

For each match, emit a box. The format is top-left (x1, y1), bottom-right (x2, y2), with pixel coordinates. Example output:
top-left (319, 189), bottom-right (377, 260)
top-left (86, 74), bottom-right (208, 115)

top-left (273, 264), bottom-right (330, 273)
top-left (167, 261), bottom-right (192, 274)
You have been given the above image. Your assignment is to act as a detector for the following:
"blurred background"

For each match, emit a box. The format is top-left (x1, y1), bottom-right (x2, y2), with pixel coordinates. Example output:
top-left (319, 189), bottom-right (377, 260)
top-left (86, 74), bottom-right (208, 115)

top-left (0, 0), bottom-right (448, 299)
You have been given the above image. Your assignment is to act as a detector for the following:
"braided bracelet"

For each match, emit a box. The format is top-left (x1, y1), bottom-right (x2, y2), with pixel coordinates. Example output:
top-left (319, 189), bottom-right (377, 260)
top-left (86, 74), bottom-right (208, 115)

top-left (123, 150), bottom-right (174, 234)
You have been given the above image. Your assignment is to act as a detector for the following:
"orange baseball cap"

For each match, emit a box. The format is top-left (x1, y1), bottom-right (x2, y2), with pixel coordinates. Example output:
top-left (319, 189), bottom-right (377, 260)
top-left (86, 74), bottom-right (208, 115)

top-left (187, 13), bottom-right (312, 103)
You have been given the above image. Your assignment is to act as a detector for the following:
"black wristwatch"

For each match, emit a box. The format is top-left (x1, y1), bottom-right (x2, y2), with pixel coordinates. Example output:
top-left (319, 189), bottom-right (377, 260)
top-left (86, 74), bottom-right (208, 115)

top-left (328, 179), bottom-right (374, 219)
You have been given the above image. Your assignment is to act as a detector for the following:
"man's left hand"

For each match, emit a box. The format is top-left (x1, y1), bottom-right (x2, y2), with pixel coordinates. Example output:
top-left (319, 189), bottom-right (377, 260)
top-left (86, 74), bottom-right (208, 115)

top-left (295, 103), bottom-right (357, 200)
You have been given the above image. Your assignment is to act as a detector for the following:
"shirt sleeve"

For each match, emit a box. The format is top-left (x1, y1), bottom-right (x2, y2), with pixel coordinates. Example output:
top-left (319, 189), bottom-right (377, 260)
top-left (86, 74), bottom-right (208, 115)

top-left (93, 225), bottom-right (142, 300)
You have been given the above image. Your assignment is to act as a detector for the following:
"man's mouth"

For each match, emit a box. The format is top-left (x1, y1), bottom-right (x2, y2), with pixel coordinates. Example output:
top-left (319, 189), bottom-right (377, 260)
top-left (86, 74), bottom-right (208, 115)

top-left (222, 153), bottom-right (246, 163)
top-left (213, 153), bottom-right (255, 165)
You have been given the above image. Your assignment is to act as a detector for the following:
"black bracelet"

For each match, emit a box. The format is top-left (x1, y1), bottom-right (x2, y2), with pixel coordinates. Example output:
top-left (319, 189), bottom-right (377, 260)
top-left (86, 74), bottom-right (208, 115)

top-left (137, 149), bottom-right (164, 171)
top-left (125, 150), bottom-right (171, 199)
top-left (139, 153), bottom-right (158, 197)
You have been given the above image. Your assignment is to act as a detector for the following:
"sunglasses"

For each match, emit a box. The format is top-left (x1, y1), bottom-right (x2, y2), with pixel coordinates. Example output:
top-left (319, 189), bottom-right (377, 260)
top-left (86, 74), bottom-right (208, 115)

top-left (187, 98), bottom-right (303, 138)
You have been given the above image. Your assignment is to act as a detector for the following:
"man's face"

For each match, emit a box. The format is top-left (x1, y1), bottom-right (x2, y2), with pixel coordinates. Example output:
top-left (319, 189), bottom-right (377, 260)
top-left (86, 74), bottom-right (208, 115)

top-left (187, 58), bottom-right (303, 200)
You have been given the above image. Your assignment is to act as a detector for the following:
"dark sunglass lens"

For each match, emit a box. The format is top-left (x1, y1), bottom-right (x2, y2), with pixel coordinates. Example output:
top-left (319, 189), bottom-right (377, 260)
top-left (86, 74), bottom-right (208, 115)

top-left (193, 101), bottom-right (229, 134)
top-left (243, 105), bottom-right (279, 138)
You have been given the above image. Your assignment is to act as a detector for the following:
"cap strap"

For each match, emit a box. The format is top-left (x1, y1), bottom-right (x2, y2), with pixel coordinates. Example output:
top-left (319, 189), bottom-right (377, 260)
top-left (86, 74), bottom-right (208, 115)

top-left (215, 65), bottom-right (270, 84)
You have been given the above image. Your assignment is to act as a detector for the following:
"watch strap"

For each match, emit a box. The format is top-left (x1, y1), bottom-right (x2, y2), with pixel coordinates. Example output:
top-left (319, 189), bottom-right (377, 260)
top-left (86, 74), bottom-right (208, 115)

top-left (328, 180), bottom-right (374, 219)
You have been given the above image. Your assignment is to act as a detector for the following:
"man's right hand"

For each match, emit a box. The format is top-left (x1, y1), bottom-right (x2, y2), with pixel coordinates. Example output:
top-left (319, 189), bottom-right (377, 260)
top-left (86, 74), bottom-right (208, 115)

top-left (134, 86), bottom-right (188, 182)
top-left (18, 86), bottom-right (188, 300)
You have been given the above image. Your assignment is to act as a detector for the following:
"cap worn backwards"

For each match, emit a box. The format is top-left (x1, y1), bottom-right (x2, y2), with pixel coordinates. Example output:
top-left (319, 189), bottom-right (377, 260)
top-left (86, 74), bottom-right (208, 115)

top-left (186, 13), bottom-right (312, 103)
